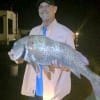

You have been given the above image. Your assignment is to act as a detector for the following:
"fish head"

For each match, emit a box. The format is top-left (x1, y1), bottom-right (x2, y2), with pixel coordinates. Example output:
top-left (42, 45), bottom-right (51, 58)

top-left (8, 40), bottom-right (25, 61)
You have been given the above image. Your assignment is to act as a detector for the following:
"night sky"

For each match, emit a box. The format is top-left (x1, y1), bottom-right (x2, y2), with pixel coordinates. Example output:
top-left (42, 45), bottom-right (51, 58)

top-left (0, 0), bottom-right (100, 66)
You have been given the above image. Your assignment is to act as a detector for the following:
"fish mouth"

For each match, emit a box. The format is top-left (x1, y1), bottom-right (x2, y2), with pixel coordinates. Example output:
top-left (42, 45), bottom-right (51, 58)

top-left (9, 45), bottom-right (26, 61)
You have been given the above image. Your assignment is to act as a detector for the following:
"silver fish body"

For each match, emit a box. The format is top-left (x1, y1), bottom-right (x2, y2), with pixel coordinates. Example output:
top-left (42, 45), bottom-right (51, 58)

top-left (9, 35), bottom-right (100, 99)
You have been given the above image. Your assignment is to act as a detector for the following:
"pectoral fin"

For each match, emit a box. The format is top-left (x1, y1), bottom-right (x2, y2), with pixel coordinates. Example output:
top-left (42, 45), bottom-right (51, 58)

top-left (31, 61), bottom-right (40, 75)
top-left (27, 51), bottom-right (40, 75)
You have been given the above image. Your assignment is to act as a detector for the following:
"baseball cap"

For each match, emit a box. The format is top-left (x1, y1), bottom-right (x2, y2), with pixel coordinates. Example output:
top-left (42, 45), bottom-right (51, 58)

top-left (36, 0), bottom-right (56, 7)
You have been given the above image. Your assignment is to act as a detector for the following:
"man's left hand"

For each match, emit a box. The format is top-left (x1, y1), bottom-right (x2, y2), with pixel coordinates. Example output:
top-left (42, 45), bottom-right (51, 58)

top-left (50, 59), bottom-right (70, 72)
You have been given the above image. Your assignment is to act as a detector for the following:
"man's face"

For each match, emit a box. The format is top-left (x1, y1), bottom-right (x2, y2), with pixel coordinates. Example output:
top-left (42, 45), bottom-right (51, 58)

top-left (38, 2), bottom-right (57, 21)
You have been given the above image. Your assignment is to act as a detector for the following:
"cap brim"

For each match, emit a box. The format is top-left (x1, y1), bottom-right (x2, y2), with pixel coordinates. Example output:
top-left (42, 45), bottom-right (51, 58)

top-left (36, 0), bottom-right (56, 7)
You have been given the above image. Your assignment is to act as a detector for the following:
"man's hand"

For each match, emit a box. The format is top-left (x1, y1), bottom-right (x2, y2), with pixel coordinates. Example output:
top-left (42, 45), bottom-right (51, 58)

top-left (50, 59), bottom-right (70, 72)
top-left (14, 58), bottom-right (24, 64)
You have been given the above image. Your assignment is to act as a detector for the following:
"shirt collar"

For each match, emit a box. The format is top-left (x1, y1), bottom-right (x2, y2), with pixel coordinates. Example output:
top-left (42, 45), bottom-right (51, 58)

top-left (41, 19), bottom-right (57, 31)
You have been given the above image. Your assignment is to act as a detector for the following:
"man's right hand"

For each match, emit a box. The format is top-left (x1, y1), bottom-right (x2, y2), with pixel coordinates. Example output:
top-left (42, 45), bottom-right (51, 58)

top-left (14, 58), bottom-right (24, 64)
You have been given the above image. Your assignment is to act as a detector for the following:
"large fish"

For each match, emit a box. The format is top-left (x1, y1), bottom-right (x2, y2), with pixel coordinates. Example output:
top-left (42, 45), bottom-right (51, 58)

top-left (8, 35), bottom-right (100, 99)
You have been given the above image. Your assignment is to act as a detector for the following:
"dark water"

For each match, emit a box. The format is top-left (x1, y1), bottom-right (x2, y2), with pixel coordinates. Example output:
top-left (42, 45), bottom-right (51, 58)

top-left (0, 46), bottom-right (96, 100)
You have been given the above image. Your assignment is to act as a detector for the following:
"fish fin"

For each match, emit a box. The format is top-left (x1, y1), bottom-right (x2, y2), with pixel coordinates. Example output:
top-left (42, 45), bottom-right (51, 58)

top-left (66, 62), bottom-right (81, 78)
top-left (31, 61), bottom-right (41, 77)
top-left (27, 51), bottom-right (40, 75)
top-left (76, 51), bottom-right (89, 65)
top-left (31, 62), bottom-right (40, 73)
top-left (89, 73), bottom-right (100, 100)
top-left (71, 68), bottom-right (81, 79)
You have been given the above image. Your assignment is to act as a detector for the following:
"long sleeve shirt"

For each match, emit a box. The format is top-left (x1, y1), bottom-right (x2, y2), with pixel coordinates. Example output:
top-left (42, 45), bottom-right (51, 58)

top-left (21, 19), bottom-right (75, 100)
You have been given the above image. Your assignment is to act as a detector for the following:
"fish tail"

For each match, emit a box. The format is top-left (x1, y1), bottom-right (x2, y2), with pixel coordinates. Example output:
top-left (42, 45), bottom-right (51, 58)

top-left (89, 73), bottom-right (100, 100)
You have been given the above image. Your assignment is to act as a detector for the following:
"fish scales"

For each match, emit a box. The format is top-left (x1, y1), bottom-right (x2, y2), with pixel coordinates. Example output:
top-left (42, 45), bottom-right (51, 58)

top-left (8, 35), bottom-right (100, 100)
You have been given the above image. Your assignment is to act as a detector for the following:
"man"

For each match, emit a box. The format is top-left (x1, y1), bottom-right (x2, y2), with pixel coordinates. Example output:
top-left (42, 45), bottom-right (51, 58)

top-left (9, 0), bottom-right (75, 100)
